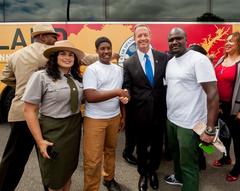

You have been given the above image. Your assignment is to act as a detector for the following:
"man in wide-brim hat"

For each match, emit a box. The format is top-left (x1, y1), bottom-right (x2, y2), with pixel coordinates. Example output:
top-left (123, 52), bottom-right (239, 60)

top-left (31, 23), bottom-right (59, 37)
top-left (0, 23), bottom-right (58, 191)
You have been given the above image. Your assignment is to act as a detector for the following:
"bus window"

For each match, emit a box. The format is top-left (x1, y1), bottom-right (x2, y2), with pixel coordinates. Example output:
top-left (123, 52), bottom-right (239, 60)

top-left (70, 0), bottom-right (104, 21)
top-left (0, 0), bottom-right (3, 22)
top-left (2, 0), bottom-right (105, 22)
top-left (0, 0), bottom-right (240, 22)
top-left (107, 0), bottom-right (206, 21)
top-left (213, 1), bottom-right (240, 21)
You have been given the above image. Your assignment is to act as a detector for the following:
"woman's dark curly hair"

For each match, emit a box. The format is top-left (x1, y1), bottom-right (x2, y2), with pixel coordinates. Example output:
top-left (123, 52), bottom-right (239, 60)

top-left (45, 51), bottom-right (82, 82)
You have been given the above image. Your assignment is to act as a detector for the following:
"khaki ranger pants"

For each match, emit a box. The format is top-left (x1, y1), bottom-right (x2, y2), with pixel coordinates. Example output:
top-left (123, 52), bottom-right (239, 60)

top-left (83, 115), bottom-right (120, 191)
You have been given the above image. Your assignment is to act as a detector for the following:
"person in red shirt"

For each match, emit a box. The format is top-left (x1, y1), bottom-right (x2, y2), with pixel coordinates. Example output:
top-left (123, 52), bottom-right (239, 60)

top-left (213, 32), bottom-right (240, 181)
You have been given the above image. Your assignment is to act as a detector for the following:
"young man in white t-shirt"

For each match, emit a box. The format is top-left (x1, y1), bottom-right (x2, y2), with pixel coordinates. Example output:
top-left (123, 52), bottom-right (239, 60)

top-left (164, 28), bottom-right (219, 191)
top-left (82, 36), bottom-right (128, 191)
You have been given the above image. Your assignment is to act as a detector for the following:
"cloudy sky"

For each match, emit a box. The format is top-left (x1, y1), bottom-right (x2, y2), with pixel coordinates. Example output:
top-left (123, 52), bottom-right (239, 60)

top-left (0, 0), bottom-right (239, 22)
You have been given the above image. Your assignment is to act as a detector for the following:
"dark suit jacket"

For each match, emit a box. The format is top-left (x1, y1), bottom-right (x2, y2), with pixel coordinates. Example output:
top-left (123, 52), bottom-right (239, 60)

top-left (123, 49), bottom-right (168, 126)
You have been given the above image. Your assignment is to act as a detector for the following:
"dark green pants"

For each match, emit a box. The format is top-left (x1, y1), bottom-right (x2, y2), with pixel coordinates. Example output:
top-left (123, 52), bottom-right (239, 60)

top-left (167, 120), bottom-right (199, 191)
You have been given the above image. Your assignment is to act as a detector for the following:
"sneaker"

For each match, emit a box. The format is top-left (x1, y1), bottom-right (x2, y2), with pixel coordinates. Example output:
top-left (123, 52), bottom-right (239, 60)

top-left (103, 179), bottom-right (121, 191)
top-left (164, 174), bottom-right (183, 186)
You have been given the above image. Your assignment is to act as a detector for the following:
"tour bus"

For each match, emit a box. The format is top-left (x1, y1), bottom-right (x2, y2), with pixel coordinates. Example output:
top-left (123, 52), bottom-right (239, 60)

top-left (0, 22), bottom-right (239, 122)
top-left (0, 0), bottom-right (239, 122)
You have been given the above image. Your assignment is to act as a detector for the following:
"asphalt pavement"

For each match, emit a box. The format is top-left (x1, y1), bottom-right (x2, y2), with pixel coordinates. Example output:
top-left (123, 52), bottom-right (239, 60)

top-left (0, 123), bottom-right (240, 191)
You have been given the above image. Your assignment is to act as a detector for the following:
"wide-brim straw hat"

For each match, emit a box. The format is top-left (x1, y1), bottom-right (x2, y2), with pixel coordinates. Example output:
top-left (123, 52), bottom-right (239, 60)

top-left (31, 24), bottom-right (59, 37)
top-left (43, 40), bottom-right (85, 61)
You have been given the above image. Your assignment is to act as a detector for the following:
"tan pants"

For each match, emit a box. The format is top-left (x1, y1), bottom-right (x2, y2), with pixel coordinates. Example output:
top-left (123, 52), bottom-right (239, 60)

top-left (83, 115), bottom-right (120, 191)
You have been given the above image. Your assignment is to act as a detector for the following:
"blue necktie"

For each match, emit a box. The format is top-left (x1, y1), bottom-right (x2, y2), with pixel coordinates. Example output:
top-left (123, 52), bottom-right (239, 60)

top-left (144, 54), bottom-right (154, 86)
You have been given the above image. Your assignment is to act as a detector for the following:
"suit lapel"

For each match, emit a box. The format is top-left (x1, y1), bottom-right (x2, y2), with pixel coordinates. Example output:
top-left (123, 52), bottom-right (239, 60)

top-left (152, 49), bottom-right (163, 82)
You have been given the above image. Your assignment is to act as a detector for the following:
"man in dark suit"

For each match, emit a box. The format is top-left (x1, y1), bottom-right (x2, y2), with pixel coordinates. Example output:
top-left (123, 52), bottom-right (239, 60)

top-left (123, 24), bottom-right (168, 191)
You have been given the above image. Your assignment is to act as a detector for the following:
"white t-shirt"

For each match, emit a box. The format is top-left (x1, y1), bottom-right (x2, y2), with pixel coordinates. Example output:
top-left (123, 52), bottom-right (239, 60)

top-left (83, 61), bottom-right (123, 119)
top-left (166, 50), bottom-right (217, 129)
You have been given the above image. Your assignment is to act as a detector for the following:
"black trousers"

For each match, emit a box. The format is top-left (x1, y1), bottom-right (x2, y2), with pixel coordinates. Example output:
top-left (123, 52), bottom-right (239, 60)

top-left (123, 105), bottom-right (136, 154)
top-left (0, 121), bottom-right (37, 191)
top-left (136, 118), bottom-right (165, 175)
top-left (219, 101), bottom-right (240, 175)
